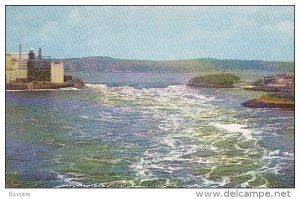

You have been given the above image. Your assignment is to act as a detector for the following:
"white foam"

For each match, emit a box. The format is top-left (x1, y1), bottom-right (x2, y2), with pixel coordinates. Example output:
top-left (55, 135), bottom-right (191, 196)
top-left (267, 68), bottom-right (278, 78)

top-left (83, 82), bottom-right (291, 188)
top-left (268, 150), bottom-right (280, 156)
top-left (59, 87), bottom-right (80, 91)
top-left (56, 172), bottom-right (104, 188)
top-left (267, 150), bottom-right (294, 158)
top-left (282, 151), bottom-right (294, 157)
top-left (240, 181), bottom-right (249, 188)
top-left (210, 122), bottom-right (253, 140)
top-left (85, 83), bottom-right (108, 91)
top-left (87, 84), bottom-right (217, 108)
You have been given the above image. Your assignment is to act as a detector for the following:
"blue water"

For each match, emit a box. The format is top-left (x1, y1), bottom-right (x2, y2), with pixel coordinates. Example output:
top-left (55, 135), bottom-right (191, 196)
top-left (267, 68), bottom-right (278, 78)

top-left (6, 72), bottom-right (294, 188)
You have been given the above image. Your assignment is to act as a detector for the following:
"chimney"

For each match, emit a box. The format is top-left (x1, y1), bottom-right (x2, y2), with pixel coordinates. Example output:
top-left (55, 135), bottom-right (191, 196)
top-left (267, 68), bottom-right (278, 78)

top-left (28, 50), bottom-right (35, 61)
top-left (19, 44), bottom-right (22, 62)
top-left (38, 48), bottom-right (42, 60)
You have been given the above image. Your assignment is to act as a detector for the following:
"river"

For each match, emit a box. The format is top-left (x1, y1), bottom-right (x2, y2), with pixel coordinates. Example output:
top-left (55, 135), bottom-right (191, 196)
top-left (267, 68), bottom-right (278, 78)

top-left (5, 72), bottom-right (294, 188)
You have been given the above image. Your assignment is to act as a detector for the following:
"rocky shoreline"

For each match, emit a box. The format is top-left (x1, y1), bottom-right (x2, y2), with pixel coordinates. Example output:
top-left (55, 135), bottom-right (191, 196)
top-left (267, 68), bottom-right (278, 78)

top-left (188, 73), bottom-right (294, 110)
top-left (242, 99), bottom-right (294, 109)
top-left (242, 74), bottom-right (294, 109)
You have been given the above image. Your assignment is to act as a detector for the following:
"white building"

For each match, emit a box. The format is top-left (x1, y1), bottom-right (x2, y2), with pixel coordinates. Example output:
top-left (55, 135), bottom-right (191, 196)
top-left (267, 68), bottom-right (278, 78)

top-left (6, 53), bottom-right (28, 83)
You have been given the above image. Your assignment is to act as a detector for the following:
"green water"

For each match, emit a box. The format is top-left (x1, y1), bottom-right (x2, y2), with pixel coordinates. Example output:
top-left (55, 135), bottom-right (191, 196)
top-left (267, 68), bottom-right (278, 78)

top-left (6, 74), bottom-right (294, 188)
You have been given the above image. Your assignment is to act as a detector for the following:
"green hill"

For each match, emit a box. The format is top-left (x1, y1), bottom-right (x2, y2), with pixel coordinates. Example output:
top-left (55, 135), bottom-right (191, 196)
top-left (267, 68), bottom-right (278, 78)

top-left (61, 57), bottom-right (294, 73)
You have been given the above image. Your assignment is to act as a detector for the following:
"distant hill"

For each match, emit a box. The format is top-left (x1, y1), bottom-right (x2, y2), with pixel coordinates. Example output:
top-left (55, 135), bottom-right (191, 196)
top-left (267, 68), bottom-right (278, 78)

top-left (61, 56), bottom-right (294, 73)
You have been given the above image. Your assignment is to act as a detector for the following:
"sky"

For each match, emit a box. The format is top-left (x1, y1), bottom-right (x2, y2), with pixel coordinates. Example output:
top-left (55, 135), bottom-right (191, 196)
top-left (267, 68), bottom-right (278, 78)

top-left (6, 6), bottom-right (294, 61)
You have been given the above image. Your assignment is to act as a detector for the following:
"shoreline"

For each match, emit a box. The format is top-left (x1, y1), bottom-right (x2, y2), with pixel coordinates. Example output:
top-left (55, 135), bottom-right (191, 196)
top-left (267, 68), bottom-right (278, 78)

top-left (5, 76), bottom-right (85, 91)
top-left (5, 87), bottom-right (81, 92)
top-left (242, 98), bottom-right (294, 110)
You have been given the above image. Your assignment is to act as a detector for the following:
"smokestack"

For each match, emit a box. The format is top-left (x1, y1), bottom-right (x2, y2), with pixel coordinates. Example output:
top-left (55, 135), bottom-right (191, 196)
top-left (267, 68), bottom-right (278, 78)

top-left (38, 48), bottom-right (42, 60)
top-left (19, 44), bottom-right (22, 62)
top-left (28, 50), bottom-right (35, 61)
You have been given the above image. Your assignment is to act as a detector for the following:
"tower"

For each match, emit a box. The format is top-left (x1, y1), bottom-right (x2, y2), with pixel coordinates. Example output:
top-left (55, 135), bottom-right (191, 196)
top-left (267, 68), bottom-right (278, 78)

top-left (27, 50), bottom-right (35, 82)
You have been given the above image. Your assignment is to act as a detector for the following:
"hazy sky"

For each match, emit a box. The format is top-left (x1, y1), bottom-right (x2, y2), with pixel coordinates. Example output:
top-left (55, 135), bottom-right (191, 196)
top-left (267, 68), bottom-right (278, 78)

top-left (6, 6), bottom-right (294, 61)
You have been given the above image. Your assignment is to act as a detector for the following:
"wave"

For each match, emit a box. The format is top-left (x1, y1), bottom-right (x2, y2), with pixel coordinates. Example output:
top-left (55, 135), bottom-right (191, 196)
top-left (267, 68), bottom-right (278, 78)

top-left (58, 87), bottom-right (80, 91)
top-left (85, 83), bottom-right (217, 108)
top-left (267, 150), bottom-right (294, 158)
top-left (85, 83), bottom-right (108, 89)
top-left (55, 172), bottom-right (104, 188)
top-left (210, 122), bottom-right (253, 140)
top-left (70, 83), bottom-right (293, 187)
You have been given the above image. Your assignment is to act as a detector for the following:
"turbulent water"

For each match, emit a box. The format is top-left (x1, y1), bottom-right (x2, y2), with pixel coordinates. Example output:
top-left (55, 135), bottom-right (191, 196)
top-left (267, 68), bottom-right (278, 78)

top-left (6, 73), bottom-right (294, 188)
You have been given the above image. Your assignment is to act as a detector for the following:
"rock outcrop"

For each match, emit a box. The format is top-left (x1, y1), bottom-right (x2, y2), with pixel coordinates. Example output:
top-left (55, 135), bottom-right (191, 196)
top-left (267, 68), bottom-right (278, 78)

top-left (187, 73), bottom-right (240, 88)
